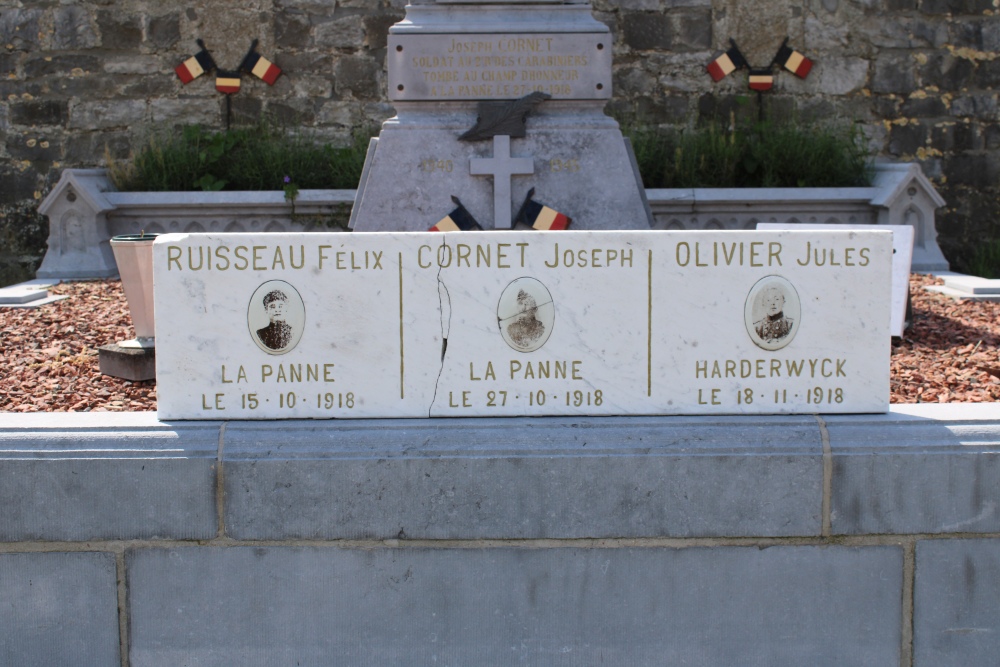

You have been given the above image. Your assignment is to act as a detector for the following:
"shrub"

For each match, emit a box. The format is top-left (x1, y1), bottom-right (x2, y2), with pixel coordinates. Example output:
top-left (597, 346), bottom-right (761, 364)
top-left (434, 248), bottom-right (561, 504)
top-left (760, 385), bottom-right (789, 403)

top-left (963, 238), bottom-right (1000, 279)
top-left (626, 119), bottom-right (873, 189)
top-left (108, 121), bottom-right (370, 192)
top-left (0, 201), bottom-right (48, 288)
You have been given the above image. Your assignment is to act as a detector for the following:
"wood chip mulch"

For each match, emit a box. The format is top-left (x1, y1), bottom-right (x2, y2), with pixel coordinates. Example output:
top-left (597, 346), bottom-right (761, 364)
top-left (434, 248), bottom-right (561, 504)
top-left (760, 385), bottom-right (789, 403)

top-left (1, 280), bottom-right (156, 413)
top-left (0, 275), bottom-right (998, 413)
top-left (893, 274), bottom-right (1000, 403)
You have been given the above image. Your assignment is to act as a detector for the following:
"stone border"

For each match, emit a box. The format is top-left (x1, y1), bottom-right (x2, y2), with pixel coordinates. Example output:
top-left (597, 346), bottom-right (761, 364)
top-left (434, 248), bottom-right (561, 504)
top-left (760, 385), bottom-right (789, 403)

top-left (36, 162), bottom-right (947, 280)
top-left (1, 404), bottom-right (996, 542)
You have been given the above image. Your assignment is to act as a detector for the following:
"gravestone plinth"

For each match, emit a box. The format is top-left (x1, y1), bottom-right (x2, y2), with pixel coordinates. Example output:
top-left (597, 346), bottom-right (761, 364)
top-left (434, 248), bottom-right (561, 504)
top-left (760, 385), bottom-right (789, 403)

top-left (350, 0), bottom-right (652, 232)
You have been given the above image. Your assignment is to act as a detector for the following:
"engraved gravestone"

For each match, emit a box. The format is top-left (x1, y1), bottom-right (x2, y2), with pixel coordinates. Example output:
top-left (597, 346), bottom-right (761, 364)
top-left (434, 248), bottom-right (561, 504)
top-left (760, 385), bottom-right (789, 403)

top-left (154, 230), bottom-right (893, 419)
top-left (350, 0), bottom-right (652, 232)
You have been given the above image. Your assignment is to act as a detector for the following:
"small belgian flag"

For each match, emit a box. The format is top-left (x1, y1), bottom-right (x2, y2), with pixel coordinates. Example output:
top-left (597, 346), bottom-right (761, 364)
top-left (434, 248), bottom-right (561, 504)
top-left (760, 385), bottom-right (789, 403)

top-left (175, 40), bottom-right (216, 84)
top-left (774, 39), bottom-right (813, 79)
top-left (215, 71), bottom-right (241, 95)
top-left (429, 196), bottom-right (483, 232)
top-left (748, 69), bottom-right (774, 92)
top-left (241, 41), bottom-right (282, 85)
top-left (514, 188), bottom-right (572, 231)
top-left (707, 40), bottom-right (748, 82)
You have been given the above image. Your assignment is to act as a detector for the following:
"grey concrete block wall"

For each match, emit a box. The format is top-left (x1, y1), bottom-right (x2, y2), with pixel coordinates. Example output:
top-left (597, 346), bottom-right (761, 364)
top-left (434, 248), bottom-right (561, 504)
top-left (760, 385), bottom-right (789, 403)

top-left (2, 404), bottom-right (1000, 665)
top-left (0, 413), bottom-right (219, 541)
top-left (223, 415), bottom-right (824, 541)
top-left (827, 405), bottom-right (1000, 536)
top-left (0, 552), bottom-right (120, 667)
top-left (128, 545), bottom-right (902, 667)
top-left (915, 538), bottom-right (1000, 667)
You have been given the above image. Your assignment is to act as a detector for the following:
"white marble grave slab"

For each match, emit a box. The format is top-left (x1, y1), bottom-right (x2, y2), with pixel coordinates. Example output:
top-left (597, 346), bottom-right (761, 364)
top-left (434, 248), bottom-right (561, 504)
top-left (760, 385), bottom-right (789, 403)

top-left (154, 230), bottom-right (892, 419)
top-left (0, 284), bottom-right (48, 304)
top-left (154, 234), bottom-right (443, 420)
top-left (757, 223), bottom-right (914, 337)
top-left (941, 275), bottom-right (1000, 295)
top-left (430, 230), bottom-right (891, 416)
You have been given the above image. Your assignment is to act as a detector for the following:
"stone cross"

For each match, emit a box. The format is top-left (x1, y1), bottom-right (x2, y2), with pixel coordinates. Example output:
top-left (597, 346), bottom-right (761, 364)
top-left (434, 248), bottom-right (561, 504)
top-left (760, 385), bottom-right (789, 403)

top-left (470, 135), bottom-right (534, 229)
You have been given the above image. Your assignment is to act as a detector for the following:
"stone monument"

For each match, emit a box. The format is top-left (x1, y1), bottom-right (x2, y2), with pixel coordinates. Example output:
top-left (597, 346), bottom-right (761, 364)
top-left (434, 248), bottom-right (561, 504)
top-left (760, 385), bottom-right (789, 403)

top-left (350, 0), bottom-right (652, 232)
top-left (153, 229), bottom-right (893, 419)
top-left (151, 1), bottom-right (896, 420)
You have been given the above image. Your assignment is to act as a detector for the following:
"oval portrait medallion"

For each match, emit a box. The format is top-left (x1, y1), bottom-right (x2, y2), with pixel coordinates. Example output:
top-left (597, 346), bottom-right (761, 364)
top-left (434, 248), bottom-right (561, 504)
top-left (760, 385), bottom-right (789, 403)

top-left (497, 277), bottom-right (555, 353)
top-left (744, 275), bottom-right (801, 351)
top-left (247, 280), bottom-right (306, 355)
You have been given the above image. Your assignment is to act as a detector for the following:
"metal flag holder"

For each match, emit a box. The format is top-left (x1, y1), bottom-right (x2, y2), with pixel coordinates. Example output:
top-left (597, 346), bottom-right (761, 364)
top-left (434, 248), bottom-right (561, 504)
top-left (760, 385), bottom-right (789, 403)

top-left (174, 39), bottom-right (283, 129)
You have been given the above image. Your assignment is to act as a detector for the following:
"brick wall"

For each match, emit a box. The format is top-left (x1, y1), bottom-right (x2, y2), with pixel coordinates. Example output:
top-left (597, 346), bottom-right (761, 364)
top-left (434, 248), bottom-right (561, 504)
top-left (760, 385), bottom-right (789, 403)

top-left (2, 0), bottom-right (998, 273)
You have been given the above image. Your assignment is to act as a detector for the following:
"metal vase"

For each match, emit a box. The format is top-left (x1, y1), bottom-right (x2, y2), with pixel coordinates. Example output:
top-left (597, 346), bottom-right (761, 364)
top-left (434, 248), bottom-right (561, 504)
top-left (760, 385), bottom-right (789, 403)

top-left (110, 234), bottom-right (158, 348)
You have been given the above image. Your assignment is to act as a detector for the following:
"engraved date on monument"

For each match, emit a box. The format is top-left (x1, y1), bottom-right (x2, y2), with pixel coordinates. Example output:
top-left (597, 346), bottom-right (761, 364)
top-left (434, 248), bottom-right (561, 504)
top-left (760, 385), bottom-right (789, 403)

top-left (446, 388), bottom-right (605, 409)
top-left (731, 386), bottom-right (845, 405)
top-left (549, 158), bottom-right (580, 173)
top-left (419, 159), bottom-right (454, 173)
top-left (199, 389), bottom-right (358, 412)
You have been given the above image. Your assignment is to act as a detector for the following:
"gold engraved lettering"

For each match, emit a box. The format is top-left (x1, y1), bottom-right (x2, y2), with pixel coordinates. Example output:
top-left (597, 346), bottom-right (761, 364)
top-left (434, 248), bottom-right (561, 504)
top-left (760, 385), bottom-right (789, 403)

top-left (508, 359), bottom-right (583, 381)
top-left (457, 244), bottom-right (472, 267)
top-left (477, 244), bottom-right (491, 266)
top-left (272, 246), bottom-right (285, 270)
top-left (549, 158), bottom-right (580, 173)
top-left (252, 246), bottom-right (266, 271)
top-left (544, 243), bottom-right (634, 269)
top-left (215, 246), bottom-right (231, 271)
top-left (202, 393), bottom-right (225, 410)
top-left (449, 391), bottom-right (472, 408)
top-left (694, 358), bottom-right (848, 379)
top-left (173, 244), bottom-right (309, 272)
top-left (415, 242), bottom-right (530, 269)
top-left (497, 243), bottom-right (510, 268)
top-left (469, 361), bottom-right (497, 381)
top-left (234, 246), bottom-right (249, 270)
top-left (677, 241), bottom-right (786, 268)
top-left (167, 246), bottom-right (182, 270)
top-left (448, 38), bottom-right (493, 54)
top-left (796, 241), bottom-right (873, 268)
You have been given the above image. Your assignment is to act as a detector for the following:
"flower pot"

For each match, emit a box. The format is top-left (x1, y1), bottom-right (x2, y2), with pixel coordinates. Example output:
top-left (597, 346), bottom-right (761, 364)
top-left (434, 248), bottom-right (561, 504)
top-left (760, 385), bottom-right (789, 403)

top-left (110, 233), bottom-right (158, 348)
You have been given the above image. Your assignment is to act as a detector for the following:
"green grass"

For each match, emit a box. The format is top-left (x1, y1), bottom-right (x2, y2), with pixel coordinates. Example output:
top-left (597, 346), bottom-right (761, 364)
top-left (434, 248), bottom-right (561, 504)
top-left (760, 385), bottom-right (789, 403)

top-left (626, 120), bottom-right (873, 189)
top-left (109, 121), bottom-right (370, 192)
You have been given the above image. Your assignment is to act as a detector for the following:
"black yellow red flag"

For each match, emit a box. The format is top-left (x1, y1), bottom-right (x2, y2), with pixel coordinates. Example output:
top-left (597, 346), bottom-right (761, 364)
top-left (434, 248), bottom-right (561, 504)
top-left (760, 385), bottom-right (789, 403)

top-left (430, 196), bottom-right (483, 232)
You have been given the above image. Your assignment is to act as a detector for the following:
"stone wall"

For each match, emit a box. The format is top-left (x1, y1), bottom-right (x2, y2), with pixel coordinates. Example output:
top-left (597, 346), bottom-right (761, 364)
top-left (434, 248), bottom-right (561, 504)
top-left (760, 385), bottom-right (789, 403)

top-left (2, 406), bottom-right (1000, 665)
top-left (2, 0), bottom-right (998, 275)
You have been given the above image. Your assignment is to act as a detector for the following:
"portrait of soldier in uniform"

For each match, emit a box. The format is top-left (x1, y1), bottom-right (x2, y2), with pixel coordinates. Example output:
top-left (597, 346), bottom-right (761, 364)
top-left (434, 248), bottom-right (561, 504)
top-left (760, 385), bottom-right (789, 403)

top-left (753, 285), bottom-right (794, 343)
top-left (497, 277), bottom-right (555, 353)
top-left (506, 290), bottom-right (546, 348)
top-left (248, 280), bottom-right (305, 355)
top-left (744, 275), bottom-right (800, 351)
top-left (256, 289), bottom-right (294, 351)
